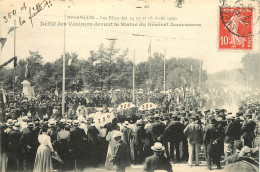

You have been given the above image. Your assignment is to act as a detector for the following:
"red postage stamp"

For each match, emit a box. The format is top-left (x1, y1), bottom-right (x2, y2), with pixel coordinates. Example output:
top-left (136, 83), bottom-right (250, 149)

top-left (219, 7), bottom-right (253, 50)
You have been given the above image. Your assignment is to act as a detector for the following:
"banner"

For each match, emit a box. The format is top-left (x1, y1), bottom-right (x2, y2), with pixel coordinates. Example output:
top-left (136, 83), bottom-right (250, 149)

top-left (90, 112), bottom-right (115, 127)
top-left (139, 102), bottom-right (158, 111)
top-left (117, 102), bottom-right (135, 111)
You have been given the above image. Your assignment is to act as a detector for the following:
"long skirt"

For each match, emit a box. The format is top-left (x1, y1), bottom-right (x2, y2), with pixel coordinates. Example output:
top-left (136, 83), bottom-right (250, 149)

top-left (33, 145), bottom-right (53, 172)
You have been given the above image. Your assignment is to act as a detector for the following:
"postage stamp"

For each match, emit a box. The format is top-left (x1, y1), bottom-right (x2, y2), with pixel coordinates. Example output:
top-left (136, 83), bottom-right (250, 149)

top-left (219, 7), bottom-right (253, 50)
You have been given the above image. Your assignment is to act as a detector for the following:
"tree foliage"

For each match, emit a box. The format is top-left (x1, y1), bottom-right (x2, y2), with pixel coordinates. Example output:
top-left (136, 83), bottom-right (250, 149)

top-left (0, 41), bottom-right (207, 93)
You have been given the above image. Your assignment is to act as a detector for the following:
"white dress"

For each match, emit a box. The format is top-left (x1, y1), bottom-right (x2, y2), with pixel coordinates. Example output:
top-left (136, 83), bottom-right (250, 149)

top-left (33, 133), bottom-right (54, 172)
top-left (105, 130), bottom-right (118, 170)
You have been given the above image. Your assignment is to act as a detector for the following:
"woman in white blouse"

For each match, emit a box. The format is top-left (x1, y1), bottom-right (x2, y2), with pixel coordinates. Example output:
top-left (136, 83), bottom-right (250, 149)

top-left (33, 125), bottom-right (54, 172)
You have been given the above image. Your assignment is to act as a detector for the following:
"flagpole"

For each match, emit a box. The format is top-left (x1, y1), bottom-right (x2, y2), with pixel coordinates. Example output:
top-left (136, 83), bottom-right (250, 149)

top-left (13, 20), bottom-right (16, 100)
top-left (164, 46), bottom-right (166, 92)
top-left (62, 11), bottom-right (66, 116)
top-left (133, 50), bottom-right (135, 104)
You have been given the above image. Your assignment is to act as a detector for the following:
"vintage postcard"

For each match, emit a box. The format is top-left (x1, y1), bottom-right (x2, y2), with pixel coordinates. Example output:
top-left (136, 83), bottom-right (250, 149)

top-left (0, 0), bottom-right (260, 172)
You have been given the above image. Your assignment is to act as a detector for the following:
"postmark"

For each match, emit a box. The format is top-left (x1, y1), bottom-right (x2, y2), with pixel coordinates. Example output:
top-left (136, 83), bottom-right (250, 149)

top-left (219, 7), bottom-right (253, 50)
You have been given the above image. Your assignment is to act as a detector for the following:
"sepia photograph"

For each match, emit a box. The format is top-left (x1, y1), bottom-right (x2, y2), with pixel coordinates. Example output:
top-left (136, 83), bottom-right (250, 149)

top-left (0, 0), bottom-right (260, 171)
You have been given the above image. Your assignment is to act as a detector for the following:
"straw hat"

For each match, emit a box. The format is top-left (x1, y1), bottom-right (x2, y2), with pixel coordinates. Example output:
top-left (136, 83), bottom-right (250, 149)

top-left (13, 123), bottom-right (21, 131)
top-left (151, 142), bottom-right (165, 152)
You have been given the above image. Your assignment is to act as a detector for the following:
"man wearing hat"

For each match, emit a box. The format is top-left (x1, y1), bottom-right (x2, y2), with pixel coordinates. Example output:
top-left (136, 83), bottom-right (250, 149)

top-left (224, 114), bottom-right (237, 164)
top-left (143, 142), bottom-right (172, 172)
top-left (183, 115), bottom-right (203, 166)
top-left (121, 121), bottom-right (134, 162)
top-left (47, 120), bottom-right (57, 143)
top-left (150, 114), bottom-right (166, 143)
top-left (5, 120), bottom-right (14, 134)
top-left (144, 116), bottom-right (156, 158)
top-left (203, 118), bottom-right (222, 170)
top-left (19, 122), bottom-right (39, 171)
top-left (241, 114), bottom-right (256, 148)
top-left (134, 120), bottom-right (146, 164)
top-left (33, 118), bottom-right (41, 135)
top-left (85, 117), bottom-right (100, 167)
top-left (7, 123), bottom-right (23, 170)
top-left (164, 114), bottom-right (185, 162)
top-left (69, 120), bottom-right (87, 171)
top-left (145, 116), bottom-right (155, 132)
top-left (109, 131), bottom-right (130, 172)
top-left (21, 116), bottom-right (29, 130)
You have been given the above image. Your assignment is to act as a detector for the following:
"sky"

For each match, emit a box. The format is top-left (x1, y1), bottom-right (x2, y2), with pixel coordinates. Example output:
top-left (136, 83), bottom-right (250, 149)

top-left (0, 0), bottom-right (259, 74)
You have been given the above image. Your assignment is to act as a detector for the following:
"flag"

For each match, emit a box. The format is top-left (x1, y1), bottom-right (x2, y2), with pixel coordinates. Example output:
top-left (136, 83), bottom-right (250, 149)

top-left (55, 82), bottom-right (58, 96)
top-left (68, 59), bottom-right (72, 65)
top-left (0, 38), bottom-right (7, 50)
top-left (8, 27), bottom-right (18, 34)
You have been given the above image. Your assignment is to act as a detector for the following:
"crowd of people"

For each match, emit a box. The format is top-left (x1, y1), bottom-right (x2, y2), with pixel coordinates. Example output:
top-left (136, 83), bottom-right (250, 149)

top-left (0, 87), bottom-right (259, 172)
top-left (1, 83), bottom-right (232, 121)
